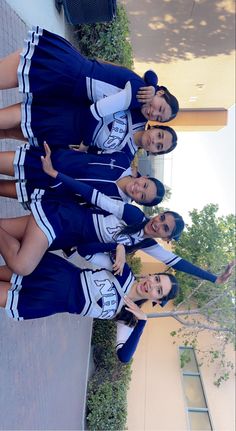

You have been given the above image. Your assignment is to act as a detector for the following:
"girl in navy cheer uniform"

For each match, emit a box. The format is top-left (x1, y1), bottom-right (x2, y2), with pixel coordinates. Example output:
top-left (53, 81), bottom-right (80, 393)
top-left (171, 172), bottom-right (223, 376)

top-left (0, 251), bottom-right (178, 362)
top-left (0, 26), bottom-right (178, 152)
top-left (0, 145), bottom-right (165, 206)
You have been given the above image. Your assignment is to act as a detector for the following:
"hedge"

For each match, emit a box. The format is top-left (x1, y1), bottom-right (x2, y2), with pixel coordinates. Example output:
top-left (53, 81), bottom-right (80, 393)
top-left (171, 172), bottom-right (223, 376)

top-left (86, 320), bottom-right (132, 430)
top-left (74, 4), bottom-right (134, 68)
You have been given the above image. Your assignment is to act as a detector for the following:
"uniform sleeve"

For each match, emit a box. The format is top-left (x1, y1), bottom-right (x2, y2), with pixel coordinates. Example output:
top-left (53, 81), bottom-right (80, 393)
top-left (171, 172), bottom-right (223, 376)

top-left (116, 320), bottom-right (147, 363)
top-left (90, 69), bottom-right (158, 120)
top-left (142, 241), bottom-right (217, 283)
top-left (77, 241), bottom-right (116, 257)
top-left (143, 70), bottom-right (158, 87)
top-left (82, 252), bottom-right (114, 270)
top-left (56, 172), bottom-right (144, 223)
top-left (90, 81), bottom-right (133, 120)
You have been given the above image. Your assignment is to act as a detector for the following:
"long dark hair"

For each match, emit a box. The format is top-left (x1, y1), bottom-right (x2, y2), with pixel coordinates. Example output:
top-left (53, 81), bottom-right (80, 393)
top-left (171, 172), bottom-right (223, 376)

top-left (117, 210), bottom-right (185, 248)
top-left (115, 273), bottom-right (179, 326)
top-left (157, 85), bottom-right (179, 121)
top-left (141, 177), bottom-right (165, 207)
top-left (147, 124), bottom-right (178, 155)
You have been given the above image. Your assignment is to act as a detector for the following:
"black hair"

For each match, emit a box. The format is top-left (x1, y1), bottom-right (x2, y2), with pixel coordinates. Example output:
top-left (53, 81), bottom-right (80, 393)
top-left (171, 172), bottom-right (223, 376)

top-left (164, 211), bottom-right (185, 241)
top-left (155, 273), bottom-right (179, 307)
top-left (140, 177), bottom-right (165, 207)
top-left (147, 124), bottom-right (178, 155)
top-left (157, 85), bottom-right (179, 121)
top-left (117, 210), bottom-right (185, 247)
top-left (114, 299), bottom-right (147, 327)
top-left (115, 273), bottom-right (179, 326)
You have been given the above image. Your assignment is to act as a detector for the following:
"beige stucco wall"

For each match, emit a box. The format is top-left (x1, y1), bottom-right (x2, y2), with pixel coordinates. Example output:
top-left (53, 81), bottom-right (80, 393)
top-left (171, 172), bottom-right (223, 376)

top-left (127, 251), bottom-right (235, 430)
top-left (127, 299), bottom-right (235, 431)
top-left (120, 0), bottom-right (235, 110)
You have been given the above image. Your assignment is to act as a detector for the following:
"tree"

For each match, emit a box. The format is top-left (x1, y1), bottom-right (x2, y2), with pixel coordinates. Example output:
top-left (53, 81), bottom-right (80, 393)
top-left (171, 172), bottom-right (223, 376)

top-left (147, 275), bottom-right (235, 386)
top-left (148, 204), bottom-right (235, 386)
top-left (126, 254), bottom-right (142, 275)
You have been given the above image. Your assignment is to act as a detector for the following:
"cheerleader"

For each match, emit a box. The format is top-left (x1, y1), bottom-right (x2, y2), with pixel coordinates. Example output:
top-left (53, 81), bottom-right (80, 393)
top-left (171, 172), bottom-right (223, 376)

top-left (0, 145), bottom-right (165, 206)
top-left (0, 26), bottom-right (179, 149)
top-left (0, 251), bottom-right (178, 363)
top-left (79, 124), bottom-right (177, 163)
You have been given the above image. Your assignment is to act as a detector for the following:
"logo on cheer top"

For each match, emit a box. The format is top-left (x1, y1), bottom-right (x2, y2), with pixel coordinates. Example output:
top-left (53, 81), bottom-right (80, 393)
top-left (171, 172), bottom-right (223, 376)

top-left (95, 278), bottom-right (118, 318)
top-left (107, 226), bottom-right (132, 245)
top-left (103, 112), bottom-right (128, 149)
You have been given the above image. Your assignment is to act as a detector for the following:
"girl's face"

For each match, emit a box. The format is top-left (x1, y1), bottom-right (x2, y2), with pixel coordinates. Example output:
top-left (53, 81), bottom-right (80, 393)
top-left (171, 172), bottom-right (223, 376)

top-left (141, 93), bottom-right (172, 122)
top-left (141, 127), bottom-right (173, 154)
top-left (144, 213), bottom-right (175, 240)
top-left (135, 274), bottom-right (171, 302)
top-left (125, 176), bottom-right (157, 204)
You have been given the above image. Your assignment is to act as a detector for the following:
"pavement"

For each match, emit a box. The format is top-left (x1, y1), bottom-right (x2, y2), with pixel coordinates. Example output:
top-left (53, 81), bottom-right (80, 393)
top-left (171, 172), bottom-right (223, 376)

top-left (0, 1), bottom-right (93, 429)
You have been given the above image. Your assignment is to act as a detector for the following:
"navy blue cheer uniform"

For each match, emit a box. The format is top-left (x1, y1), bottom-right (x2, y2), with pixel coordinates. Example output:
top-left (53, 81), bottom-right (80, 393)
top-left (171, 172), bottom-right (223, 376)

top-left (30, 172), bottom-right (218, 287)
top-left (14, 146), bottom-right (133, 205)
top-left (54, 173), bottom-right (218, 286)
top-left (6, 252), bottom-right (146, 363)
top-left (18, 26), bottom-right (157, 148)
top-left (85, 108), bottom-right (143, 162)
top-left (27, 173), bottom-right (146, 249)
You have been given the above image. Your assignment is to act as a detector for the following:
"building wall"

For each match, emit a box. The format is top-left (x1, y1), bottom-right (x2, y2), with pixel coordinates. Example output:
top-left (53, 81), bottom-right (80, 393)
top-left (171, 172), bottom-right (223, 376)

top-left (127, 251), bottom-right (235, 430)
top-left (127, 299), bottom-right (235, 431)
top-left (120, 0), bottom-right (235, 111)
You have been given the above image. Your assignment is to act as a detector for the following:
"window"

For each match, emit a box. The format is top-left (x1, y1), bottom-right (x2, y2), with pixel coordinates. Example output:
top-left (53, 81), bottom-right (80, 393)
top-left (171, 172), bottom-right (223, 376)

top-left (179, 347), bottom-right (213, 431)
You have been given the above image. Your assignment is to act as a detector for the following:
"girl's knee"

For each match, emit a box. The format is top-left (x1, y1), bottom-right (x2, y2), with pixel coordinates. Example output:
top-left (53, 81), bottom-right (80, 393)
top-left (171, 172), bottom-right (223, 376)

top-left (9, 259), bottom-right (36, 277)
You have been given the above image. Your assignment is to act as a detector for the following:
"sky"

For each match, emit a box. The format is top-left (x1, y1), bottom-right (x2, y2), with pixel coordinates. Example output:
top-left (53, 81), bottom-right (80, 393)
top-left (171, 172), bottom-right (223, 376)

top-left (163, 105), bottom-right (235, 223)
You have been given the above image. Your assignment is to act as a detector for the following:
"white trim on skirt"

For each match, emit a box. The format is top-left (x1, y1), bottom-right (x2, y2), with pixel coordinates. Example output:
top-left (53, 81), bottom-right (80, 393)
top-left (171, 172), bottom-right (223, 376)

top-left (18, 25), bottom-right (43, 146)
top-left (30, 189), bottom-right (56, 246)
top-left (5, 273), bottom-right (24, 320)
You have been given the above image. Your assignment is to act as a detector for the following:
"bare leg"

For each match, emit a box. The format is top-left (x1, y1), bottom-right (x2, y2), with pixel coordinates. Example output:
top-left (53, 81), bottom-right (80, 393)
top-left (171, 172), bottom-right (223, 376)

top-left (0, 103), bottom-right (21, 129)
top-left (0, 151), bottom-right (15, 175)
top-left (0, 127), bottom-right (25, 141)
top-left (0, 50), bottom-right (21, 89)
top-left (0, 180), bottom-right (17, 198)
top-left (0, 265), bottom-right (12, 281)
top-left (0, 216), bottom-right (49, 275)
top-left (0, 281), bottom-right (11, 307)
top-left (0, 216), bottom-right (29, 239)
top-left (0, 265), bottom-right (12, 307)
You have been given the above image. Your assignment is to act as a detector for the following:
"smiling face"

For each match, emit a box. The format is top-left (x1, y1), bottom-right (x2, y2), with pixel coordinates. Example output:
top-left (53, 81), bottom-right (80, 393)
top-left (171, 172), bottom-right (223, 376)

top-left (141, 92), bottom-right (172, 122)
top-left (140, 127), bottom-right (173, 154)
top-left (125, 176), bottom-right (157, 204)
top-left (135, 274), bottom-right (172, 302)
top-left (144, 212), bottom-right (176, 240)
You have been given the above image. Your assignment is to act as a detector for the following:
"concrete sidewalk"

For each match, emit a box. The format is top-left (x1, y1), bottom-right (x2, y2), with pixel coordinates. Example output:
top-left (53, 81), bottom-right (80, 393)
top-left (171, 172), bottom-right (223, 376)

top-left (0, 1), bottom-right (93, 429)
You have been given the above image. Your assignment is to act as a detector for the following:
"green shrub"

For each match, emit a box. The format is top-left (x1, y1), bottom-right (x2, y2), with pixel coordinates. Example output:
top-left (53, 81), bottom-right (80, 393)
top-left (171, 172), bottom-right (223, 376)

top-left (75, 5), bottom-right (134, 68)
top-left (87, 380), bottom-right (128, 430)
top-left (86, 320), bottom-right (132, 430)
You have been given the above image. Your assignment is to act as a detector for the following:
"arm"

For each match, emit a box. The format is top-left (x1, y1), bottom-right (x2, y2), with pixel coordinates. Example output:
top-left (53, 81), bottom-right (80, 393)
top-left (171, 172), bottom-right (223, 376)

top-left (90, 81), bottom-right (132, 121)
top-left (116, 320), bottom-right (147, 363)
top-left (136, 70), bottom-right (158, 104)
top-left (77, 241), bottom-right (117, 257)
top-left (70, 143), bottom-right (89, 152)
top-left (142, 241), bottom-right (234, 284)
top-left (90, 70), bottom-right (158, 120)
top-left (113, 244), bottom-right (126, 276)
top-left (82, 252), bottom-right (114, 271)
top-left (116, 296), bottom-right (147, 363)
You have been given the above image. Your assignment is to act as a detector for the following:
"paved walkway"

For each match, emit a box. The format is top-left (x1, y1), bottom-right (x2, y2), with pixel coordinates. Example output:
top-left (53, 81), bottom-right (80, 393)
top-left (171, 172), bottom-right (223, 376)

top-left (0, 1), bottom-right (93, 429)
